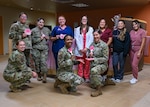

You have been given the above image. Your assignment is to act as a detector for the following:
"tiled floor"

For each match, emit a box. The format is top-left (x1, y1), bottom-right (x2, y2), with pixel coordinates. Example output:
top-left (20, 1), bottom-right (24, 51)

top-left (0, 55), bottom-right (150, 107)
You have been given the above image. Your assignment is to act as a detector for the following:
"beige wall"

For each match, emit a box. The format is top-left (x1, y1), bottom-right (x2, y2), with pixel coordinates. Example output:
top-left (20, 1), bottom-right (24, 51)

top-left (0, 6), bottom-right (56, 55)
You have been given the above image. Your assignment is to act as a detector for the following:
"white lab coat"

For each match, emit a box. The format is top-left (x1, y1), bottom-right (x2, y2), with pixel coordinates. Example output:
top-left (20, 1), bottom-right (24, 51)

top-left (74, 26), bottom-right (94, 57)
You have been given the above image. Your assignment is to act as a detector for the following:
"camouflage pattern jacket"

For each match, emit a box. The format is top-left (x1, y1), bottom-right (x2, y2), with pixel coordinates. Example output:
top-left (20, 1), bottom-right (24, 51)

top-left (89, 40), bottom-right (109, 67)
top-left (4, 50), bottom-right (32, 75)
top-left (31, 27), bottom-right (50, 50)
top-left (9, 21), bottom-right (32, 49)
top-left (57, 46), bottom-right (78, 75)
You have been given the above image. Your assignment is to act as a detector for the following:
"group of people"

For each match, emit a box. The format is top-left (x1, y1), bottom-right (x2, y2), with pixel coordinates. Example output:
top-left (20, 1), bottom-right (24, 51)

top-left (3, 12), bottom-right (146, 97)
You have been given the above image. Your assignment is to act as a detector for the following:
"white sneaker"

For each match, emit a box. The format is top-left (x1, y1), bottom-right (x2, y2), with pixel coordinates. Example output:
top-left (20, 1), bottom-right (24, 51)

top-left (115, 79), bottom-right (121, 83)
top-left (110, 78), bottom-right (116, 82)
top-left (130, 78), bottom-right (138, 84)
top-left (85, 79), bottom-right (90, 83)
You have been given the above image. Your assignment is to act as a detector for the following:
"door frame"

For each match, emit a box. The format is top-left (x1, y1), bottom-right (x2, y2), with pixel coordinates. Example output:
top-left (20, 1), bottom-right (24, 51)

top-left (0, 16), bottom-right (3, 55)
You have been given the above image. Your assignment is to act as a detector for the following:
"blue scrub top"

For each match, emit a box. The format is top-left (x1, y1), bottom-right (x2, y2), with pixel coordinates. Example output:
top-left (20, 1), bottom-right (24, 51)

top-left (50, 26), bottom-right (73, 53)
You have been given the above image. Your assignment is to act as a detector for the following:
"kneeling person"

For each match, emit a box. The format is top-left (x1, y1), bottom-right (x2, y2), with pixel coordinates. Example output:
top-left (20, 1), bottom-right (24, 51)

top-left (3, 40), bottom-right (37, 92)
top-left (86, 29), bottom-right (114, 97)
top-left (54, 35), bottom-right (84, 94)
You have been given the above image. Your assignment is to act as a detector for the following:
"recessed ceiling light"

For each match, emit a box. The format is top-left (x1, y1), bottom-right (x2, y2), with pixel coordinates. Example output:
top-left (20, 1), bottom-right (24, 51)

top-left (30, 7), bottom-right (33, 11)
top-left (51, 0), bottom-right (74, 3)
top-left (71, 3), bottom-right (89, 8)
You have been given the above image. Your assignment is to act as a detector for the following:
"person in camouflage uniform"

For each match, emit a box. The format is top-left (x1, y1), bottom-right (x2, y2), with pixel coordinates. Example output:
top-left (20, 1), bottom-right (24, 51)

top-left (3, 40), bottom-right (37, 92)
top-left (31, 18), bottom-right (50, 83)
top-left (86, 29), bottom-right (110, 97)
top-left (54, 35), bottom-right (84, 94)
top-left (9, 12), bottom-right (32, 69)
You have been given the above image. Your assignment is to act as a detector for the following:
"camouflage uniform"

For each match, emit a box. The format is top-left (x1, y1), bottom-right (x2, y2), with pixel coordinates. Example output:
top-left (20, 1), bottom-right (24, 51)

top-left (31, 27), bottom-right (50, 74)
top-left (89, 40), bottom-right (109, 88)
top-left (31, 27), bottom-right (50, 83)
top-left (9, 21), bottom-right (32, 67)
top-left (57, 46), bottom-right (84, 88)
top-left (3, 50), bottom-right (32, 89)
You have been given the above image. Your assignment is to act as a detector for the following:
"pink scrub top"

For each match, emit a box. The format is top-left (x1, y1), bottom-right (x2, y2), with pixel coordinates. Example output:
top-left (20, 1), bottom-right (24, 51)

top-left (130, 28), bottom-right (146, 51)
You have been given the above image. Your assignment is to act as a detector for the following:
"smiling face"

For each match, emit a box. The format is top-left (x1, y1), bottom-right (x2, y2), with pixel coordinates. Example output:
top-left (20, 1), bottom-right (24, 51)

top-left (99, 19), bottom-right (106, 29)
top-left (16, 41), bottom-right (26, 52)
top-left (81, 16), bottom-right (88, 25)
top-left (64, 35), bottom-right (73, 48)
top-left (37, 19), bottom-right (44, 29)
top-left (132, 22), bottom-right (140, 31)
top-left (93, 31), bottom-right (101, 43)
top-left (19, 13), bottom-right (27, 24)
top-left (58, 16), bottom-right (66, 26)
top-left (117, 21), bottom-right (125, 30)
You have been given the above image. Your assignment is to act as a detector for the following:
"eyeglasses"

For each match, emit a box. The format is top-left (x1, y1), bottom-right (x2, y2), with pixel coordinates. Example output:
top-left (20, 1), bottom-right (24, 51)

top-left (20, 16), bottom-right (27, 19)
top-left (82, 19), bottom-right (87, 20)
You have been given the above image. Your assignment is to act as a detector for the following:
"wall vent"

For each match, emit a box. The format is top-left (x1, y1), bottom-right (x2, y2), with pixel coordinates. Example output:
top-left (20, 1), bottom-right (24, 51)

top-left (71, 3), bottom-right (89, 8)
top-left (51, 0), bottom-right (74, 3)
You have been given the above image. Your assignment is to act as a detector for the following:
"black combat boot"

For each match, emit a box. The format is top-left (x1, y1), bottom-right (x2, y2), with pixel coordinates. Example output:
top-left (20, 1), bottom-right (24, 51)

top-left (37, 72), bottom-right (42, 81)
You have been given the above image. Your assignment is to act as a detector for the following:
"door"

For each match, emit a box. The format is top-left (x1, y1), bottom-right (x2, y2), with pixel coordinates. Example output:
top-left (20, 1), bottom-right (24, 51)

top-left (0, 16), bottom-right (3, 55)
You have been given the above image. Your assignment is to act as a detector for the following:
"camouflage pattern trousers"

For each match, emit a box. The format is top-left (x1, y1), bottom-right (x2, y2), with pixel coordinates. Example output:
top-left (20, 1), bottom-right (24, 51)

top-left (32, 49), bottom-right (48, 73)
top-left (90, 64), bottom-right (108, 88)
top-left (3, 71), bottom-right (32, 88)
top-left (24, 49), bottom-right (31, 67)
top-left (58, 72), bottom-right (84, 87)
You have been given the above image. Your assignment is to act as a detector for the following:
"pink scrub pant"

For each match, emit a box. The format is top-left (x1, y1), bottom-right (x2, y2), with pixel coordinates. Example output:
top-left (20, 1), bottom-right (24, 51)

top-left (130, 46), bottom-right (143, 79)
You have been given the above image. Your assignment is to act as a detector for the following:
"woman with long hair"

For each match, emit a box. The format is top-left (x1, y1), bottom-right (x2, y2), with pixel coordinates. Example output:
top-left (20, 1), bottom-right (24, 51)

top-left (98, 18), bottom-right (113, 78)
top-left (129, 20), bottom-right (146, 84)
top-left (74, 16), bottom-right (94, 83)
top-left (112, 20), bottom-right (130, 83)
